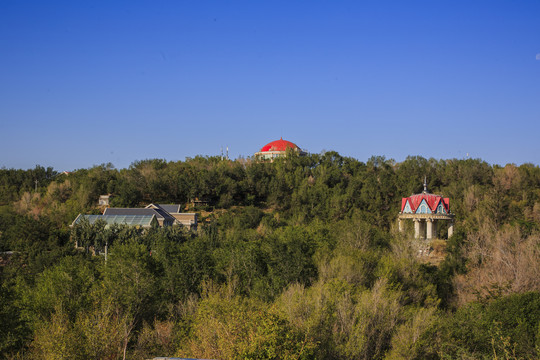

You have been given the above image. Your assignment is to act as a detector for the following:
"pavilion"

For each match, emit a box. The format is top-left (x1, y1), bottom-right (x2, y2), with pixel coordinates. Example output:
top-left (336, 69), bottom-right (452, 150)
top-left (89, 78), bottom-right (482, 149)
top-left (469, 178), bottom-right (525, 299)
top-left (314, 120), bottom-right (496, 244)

top-left (398, 179), bottom-right (454, 240)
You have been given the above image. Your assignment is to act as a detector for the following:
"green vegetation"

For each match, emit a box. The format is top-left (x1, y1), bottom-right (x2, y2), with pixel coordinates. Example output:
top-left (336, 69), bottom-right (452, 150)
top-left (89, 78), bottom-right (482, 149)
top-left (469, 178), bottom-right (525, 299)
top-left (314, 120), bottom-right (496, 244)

top-left (0, 154), bottom-right (539, 359)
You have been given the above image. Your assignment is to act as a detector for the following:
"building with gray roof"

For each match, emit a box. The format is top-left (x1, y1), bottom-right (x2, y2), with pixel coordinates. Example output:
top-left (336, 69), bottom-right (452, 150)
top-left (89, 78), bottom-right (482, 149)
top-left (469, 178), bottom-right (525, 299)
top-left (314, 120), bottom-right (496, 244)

top-left (146, 204), bottom-right (198, 230)
top-left (104, 207), bottom-right (175, 227)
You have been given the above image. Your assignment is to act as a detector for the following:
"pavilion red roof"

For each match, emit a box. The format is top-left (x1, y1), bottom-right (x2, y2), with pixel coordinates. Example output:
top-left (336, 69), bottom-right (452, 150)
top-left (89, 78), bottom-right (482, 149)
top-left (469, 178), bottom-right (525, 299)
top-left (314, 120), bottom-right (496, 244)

top-left (401, 193), bottom-right (450, 213)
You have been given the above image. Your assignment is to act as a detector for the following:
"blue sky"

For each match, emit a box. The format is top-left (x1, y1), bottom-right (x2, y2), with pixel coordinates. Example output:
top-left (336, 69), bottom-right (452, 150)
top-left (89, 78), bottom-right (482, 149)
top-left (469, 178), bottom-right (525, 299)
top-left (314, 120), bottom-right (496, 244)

top-left (1, 1), bottom-right (539, 170)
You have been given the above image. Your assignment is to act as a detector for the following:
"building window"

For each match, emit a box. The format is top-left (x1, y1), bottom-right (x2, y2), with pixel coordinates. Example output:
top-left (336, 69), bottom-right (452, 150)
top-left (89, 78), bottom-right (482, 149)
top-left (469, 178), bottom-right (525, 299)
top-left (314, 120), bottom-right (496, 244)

top-left (403, 201), bottom-right (412, 213)
top-left (417, 200), bottom-right (432, 214)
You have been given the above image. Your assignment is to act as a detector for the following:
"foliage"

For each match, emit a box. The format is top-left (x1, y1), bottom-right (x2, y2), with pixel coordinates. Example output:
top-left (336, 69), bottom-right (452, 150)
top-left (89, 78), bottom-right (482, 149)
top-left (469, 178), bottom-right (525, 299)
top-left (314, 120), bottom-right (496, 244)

top-left (180, 288), bottom-right (317, 359)
top-left (416, 292), bottom-right (540, 359)
top-left (0, 155), bottom-right (539, 358)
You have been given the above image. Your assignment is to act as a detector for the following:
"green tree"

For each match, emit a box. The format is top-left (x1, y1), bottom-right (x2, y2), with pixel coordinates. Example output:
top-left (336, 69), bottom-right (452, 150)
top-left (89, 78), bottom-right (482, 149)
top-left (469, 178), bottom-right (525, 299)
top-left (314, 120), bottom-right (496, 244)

top-left (181, 290), bottom-right (316, 360)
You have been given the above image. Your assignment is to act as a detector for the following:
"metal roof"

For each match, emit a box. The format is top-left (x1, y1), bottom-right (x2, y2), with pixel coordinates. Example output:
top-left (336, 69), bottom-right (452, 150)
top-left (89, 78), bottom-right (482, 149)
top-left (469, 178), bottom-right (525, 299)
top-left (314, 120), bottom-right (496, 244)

top-left (73, 214), bottom-right (157, 227)
top-left (158, 204), bottom-right (182, 213)
top-left (104, 207), bottom-right (175, 221)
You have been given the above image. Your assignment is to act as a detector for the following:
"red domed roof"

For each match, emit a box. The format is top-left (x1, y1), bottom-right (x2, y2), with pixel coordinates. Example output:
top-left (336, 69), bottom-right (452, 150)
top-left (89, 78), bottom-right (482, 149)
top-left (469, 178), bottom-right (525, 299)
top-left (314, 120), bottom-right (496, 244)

top-left (260, 137), bottom-right (300, 152)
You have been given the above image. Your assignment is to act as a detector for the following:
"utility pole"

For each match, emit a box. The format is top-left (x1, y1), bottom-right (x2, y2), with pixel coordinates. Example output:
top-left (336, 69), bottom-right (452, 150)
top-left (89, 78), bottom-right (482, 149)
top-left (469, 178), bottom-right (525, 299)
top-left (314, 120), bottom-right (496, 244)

top-left (34, 179), bottom-right (38, 192)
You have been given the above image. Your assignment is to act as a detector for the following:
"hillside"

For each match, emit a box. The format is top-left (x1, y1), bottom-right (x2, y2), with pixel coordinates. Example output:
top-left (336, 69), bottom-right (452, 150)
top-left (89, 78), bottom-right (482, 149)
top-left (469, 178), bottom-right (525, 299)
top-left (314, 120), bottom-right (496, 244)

top-left (0, 153), bottom-right (539, 359)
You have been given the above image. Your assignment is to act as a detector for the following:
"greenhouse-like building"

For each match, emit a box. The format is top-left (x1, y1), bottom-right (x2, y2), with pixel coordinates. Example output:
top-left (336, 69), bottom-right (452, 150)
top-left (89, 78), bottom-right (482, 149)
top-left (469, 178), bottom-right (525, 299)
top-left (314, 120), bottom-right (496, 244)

top-left (71, 214), bottom-right (158, 229)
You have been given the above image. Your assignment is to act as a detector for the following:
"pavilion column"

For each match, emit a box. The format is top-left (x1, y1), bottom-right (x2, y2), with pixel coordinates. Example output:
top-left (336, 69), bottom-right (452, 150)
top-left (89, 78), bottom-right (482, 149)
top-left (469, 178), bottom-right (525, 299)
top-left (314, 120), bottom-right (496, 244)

top-left (426, 219), bottom-right (433, 240)
top-left (414, 219), bottom-right (420, 239)
top-left (448, 221), bottom-right (454, 238)
top-left (432, 220), bottom-right (438, 239)
top-left (398, 218), bottom-right (403, 232)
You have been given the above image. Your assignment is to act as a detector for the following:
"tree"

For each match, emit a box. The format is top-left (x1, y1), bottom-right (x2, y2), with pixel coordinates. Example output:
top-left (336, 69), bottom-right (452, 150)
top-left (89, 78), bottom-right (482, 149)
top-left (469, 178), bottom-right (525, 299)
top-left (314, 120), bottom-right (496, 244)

top-left (17, 255), bottom-right (95, 333)
top-left (180, 290), bottom-right (316, 360)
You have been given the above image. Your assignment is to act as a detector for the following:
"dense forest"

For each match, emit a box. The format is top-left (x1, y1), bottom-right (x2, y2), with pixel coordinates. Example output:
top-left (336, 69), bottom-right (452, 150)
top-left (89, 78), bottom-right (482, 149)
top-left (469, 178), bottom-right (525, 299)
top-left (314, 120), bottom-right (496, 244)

top-left (0, 153), bottom-right (539, 359)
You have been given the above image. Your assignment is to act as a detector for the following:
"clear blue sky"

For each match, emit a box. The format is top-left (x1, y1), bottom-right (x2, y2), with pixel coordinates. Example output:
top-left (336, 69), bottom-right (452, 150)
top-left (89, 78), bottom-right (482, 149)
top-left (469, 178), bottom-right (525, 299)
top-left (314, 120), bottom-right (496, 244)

top-left (1, 1), bottom-right (539, 170)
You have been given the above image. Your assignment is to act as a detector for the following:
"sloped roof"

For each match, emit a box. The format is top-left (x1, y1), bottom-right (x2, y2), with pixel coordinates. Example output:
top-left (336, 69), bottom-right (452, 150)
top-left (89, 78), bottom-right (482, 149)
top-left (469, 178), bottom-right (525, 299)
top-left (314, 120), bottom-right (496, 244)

top-left (72, 214), bottom-right (156, 227)
top-left (157, 204), bottom-right (182, 214)
top-left (104, 207), bottom-right (175, 222)
top-left (401, 193), bottom-right (449, 213)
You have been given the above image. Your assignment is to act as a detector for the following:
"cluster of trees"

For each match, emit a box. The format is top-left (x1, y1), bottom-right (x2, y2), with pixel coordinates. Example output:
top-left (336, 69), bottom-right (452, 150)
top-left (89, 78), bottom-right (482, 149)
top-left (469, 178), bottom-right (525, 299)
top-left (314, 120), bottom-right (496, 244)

top-left (0, 153), bottom-right (539, 359)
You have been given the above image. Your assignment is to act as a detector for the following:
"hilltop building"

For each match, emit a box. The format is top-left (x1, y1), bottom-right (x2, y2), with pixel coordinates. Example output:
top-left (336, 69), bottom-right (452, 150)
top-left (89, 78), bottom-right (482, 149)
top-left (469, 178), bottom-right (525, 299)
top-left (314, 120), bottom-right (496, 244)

top-left (254, 137), bottom-right (307, 161)
top-left (71, 200), bottom-right (198, 230)
top-left (398, 179), bottom-right (454, 240)
top-left (146, 204), bottom-right (198, 230)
